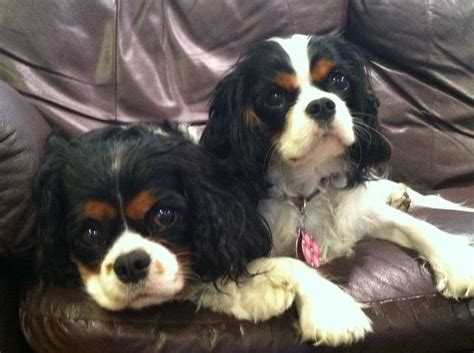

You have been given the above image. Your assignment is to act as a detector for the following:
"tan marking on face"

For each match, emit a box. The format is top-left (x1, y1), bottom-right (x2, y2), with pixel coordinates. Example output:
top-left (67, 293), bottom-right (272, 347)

top-left (155, 260), bottom-right (165, 275)
top-left (84, 200), bottom-right (118, 221)
top-left (311, 59), bottom-right (335, 82)
top-left (273, 73), bottom-right (299, 92)
top-left (71, 257), bottom-right (100, 283)
top-left (105, 263), bottom-right (114, 275)
top-left (244, 107), bottom-right (261, 127)
top-left (126, 190), bottom-right (158, 221)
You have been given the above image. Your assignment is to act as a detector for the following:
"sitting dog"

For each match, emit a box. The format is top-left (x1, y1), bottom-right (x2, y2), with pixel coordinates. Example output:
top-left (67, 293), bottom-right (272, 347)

top-left (199, 34), bottom-right (474, 345)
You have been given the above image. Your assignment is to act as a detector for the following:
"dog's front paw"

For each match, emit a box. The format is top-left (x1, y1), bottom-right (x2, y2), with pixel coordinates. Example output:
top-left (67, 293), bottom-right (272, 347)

top-left (387, 183), bottom-right (411, 212)
top-left (297, 285), bottom-right (372, 346)
top-left (434, 239), bottom-right (474, 299)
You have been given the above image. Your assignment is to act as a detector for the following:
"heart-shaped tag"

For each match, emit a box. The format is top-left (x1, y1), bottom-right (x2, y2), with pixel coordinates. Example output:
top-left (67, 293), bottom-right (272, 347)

top-left (296, 228), bottom-right (322, 268)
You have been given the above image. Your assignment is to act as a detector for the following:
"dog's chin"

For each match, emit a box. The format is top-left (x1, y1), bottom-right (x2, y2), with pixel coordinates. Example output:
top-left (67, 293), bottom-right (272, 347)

top-left (283, 131), bottom-right (354, 165)
top-left (126, 288), bottom-right (185, 310)
top-left (83, 272), bottom-right (186, 311)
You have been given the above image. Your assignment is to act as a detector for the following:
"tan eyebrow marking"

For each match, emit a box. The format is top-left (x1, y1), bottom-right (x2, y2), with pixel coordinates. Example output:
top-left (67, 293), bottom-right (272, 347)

top-left (126, 190), bottom-right (158, 221)
top-left (311, 59), bottom-right (336, 82)
top-left (84, 200), bottom-right (118, 221)
top-left (273, 72), bottom-right (299, 92)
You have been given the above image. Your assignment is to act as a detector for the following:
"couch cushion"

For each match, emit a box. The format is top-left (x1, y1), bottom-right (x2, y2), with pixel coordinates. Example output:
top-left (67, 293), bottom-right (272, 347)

top-left (20, 190), bottom-right (474, 353)
top-left (347, 0), bottom-right (474, 190)
top-left (20, 242), bottom-right (474, 353)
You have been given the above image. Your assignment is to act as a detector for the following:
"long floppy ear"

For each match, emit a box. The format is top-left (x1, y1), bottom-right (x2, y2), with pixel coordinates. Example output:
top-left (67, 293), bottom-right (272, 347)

top-left (34, 136), bottom-right (77, 285)
top-left (347, 51), bottom-right (392, 182)
top-left (349, 91), bottom-right (391, 172)
top-left (182, 162), bottom-right (272, 283)
top-left (200, 69), bottom-right (271, 202)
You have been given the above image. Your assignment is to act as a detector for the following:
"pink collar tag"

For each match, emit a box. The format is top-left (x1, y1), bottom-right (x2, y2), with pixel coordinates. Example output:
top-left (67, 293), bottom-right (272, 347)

top-left (296, 228), bottom-right (322, 268)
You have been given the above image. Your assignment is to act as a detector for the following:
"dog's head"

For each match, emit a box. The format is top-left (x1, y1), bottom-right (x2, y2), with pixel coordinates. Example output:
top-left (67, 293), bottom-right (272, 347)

top-left (201, 35), bottom-right (391, 189)
top-left (34, 124), bottom-right (271, 310)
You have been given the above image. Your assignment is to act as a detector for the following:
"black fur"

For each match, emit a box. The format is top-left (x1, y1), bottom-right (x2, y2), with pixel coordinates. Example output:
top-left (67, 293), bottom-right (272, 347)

top-left (201, 35), bottom-right (391, 191)
top-left (308, 36), bottom-right (391, 183)
top-left (34, 123), bottom-right (271, 286)
top-left (200, 41), bottom-right (295, 203)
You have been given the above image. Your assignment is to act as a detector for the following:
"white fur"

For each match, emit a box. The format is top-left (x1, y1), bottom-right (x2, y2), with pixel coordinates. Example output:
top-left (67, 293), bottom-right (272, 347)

top-left (270, 35), bottom-right (355, 162)
top-left (78, 230), bottom-right (185, 310)
top-left (193, 34), bottom-right (474, 346)
top-left (187, 257), bottom-right (371, 346)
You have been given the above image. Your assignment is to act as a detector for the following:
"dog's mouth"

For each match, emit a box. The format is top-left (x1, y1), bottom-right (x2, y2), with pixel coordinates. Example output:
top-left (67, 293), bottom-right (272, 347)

top-left (287, 132), bottom-right (347, 163)
top-left (113, 279), bottom-right (186, 310)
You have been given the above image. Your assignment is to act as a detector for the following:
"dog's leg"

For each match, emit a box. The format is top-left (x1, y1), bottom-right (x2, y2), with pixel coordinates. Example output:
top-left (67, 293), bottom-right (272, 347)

top-left (188, 257), bottom-right (372, 346)
top-left (407, 187), bottom-right (474, 212)
top-left (187, 258), bottom-right (296, 323)
top-left (291, 260), bottom-right (372, 346)
top-left (364, 195), bottom-right (474, 299)
top-left (384, 180), bottom-right (473, 212)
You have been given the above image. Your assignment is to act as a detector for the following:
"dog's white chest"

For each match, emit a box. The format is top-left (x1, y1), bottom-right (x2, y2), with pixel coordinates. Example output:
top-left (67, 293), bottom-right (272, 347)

top-left (258, 190), bottom-right (355, 263)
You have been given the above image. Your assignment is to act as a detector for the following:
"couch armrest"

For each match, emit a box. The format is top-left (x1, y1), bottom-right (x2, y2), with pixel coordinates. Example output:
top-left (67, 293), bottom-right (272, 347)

top-left (0, 80), bottom-right (51, 260)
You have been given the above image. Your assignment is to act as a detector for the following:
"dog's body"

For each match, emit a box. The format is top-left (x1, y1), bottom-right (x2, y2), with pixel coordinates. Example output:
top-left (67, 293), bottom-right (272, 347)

top-left (199, 34), bottom-right (474, 345)
top-left (35, 34), bottom-right (473, 348)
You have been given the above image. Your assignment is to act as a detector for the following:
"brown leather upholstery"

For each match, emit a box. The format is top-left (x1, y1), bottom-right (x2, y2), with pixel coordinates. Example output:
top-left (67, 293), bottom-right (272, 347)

top-left (348, 1), bottom-right (474, 190)
top-left (0, 1), bottom-right (473, 352)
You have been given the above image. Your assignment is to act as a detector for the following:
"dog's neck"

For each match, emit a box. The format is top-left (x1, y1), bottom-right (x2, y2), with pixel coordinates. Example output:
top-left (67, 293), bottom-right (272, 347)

top-left (266, 153), bottom-right (349, 199)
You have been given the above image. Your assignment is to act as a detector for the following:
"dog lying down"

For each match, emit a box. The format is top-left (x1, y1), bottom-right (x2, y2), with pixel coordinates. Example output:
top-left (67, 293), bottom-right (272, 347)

top-left (35, 122), bottom-right (473, 347)
top-left (198, 34), bottom-right (474, 345)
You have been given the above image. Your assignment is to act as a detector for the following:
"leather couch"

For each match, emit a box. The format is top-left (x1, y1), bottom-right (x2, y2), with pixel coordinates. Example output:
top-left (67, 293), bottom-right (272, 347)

top-left (0, 1), bottom-right (473, 352)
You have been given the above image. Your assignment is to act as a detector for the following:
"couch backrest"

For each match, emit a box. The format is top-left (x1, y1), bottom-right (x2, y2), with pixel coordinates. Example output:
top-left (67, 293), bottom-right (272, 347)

top-left (0, 1), bottom-right (473, 260)
top-left (347, 1), bottom-right (474, 189)
top-left (0, 0), bottom-right (347, 133)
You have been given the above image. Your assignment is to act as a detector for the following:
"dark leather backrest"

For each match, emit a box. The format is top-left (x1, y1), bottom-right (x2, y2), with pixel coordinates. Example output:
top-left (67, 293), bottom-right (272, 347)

top-left (0, 0), bottom-right (347, 133)
top-left (348, 0), bottom-right (474, 189)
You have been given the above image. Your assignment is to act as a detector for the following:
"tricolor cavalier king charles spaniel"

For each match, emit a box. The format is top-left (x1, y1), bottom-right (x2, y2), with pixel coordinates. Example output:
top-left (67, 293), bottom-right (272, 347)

top-left (199, 34), bottom-right (474, 345)
top-left (34, 124), bottom-right (272, 309)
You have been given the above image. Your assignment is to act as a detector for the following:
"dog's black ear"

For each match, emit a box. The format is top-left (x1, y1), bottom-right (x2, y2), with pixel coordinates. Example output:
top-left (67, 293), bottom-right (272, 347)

top-left (34, 136), bottom-right (77, 285)
top-left (345, 42), bottom-right (391, 183)
top-left (181, 159), bottom-right (271, 283)
top-left (201, 70), bottom-right (270, 202)
top-left (349, 90), bottom-right (391, 176)
top-left (201, 72), bottom-right (245, 160)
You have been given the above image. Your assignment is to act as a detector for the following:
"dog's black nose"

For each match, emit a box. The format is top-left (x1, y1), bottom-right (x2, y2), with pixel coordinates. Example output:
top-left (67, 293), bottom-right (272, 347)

top-left (306, 98), bottom-right (336, 123)
top-left (114, 250), bottom-right (151, 283)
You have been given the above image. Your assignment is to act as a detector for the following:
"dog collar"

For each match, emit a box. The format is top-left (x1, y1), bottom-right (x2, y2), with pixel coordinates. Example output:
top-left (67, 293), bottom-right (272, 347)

top-left (289, 173), bottom-right (347, 269)
top-left (290, 188), bottom-right (321, 209)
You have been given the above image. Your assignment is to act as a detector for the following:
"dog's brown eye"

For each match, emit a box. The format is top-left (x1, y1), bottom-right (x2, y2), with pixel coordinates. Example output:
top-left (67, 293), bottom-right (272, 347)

top-left (327, 72), bottom-right (350, 93)
top-left (265, 90), bottom-right (286, 108)
top-left (153, 208), bottom-right (176, 229)
top-left (82, 223), bottom-right (103, 246)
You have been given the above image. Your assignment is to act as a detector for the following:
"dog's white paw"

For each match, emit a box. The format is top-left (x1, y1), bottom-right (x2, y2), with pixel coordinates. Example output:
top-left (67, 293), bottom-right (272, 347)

top-left (191, 260), bottom-right (297, 323)
top-left (387, 183), bottom-right (411, 212)
top-left (297, 284), bottom-right (372, 346)
top-left (433, 238), bottom-right (474, 299)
